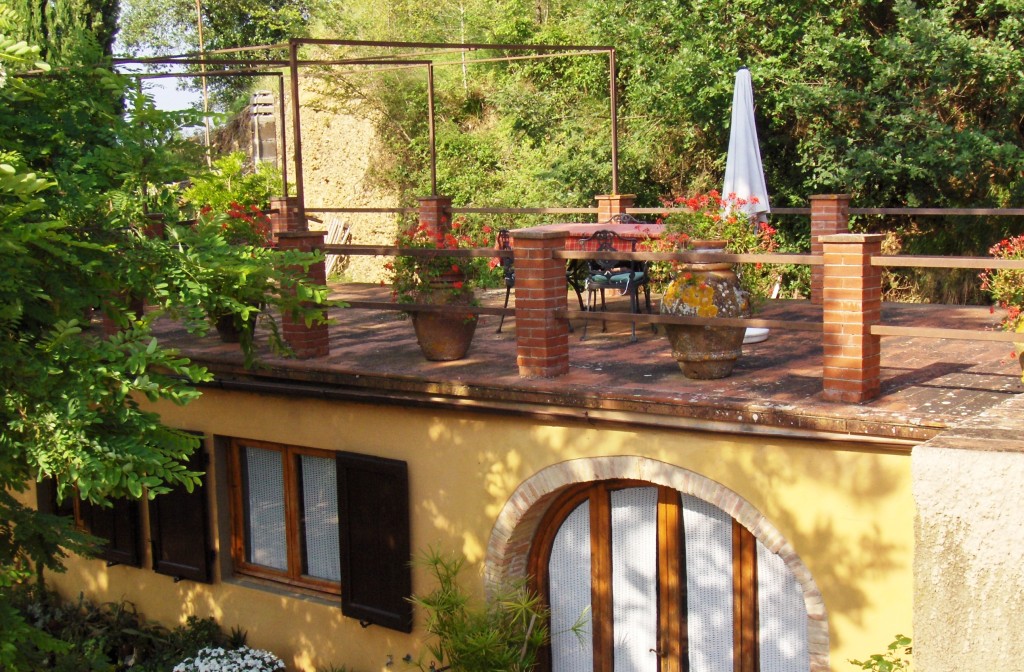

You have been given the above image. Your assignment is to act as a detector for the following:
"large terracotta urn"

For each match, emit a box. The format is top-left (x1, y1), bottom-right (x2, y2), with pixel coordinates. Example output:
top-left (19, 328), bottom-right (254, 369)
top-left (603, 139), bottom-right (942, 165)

top-left (660, 240), bottom-right (751, 379)
top-left (411, 279), bottom-right (478, 361)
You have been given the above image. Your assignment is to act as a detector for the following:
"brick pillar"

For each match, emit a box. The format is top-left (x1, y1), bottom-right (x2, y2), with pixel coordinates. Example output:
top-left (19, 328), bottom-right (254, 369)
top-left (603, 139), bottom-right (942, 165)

top-left (511, 230), bottom-right (569, 378)
top-left (418, 195), bottom-right (453, 237)
top-left (821, 233), bottom-right (884, 403)
top-left (595, 194), bottom-right (635, 224)
top-left (269, 196), bottom-right (303, 238)
top-left (277, 230), bottom-right (329, 358)
top-left (810, 194), bottom-right (851, 304)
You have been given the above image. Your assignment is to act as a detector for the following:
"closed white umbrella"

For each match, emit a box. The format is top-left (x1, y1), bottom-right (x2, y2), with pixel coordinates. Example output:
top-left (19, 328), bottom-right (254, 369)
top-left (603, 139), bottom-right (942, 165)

top-left (722, 67), bottom-right (770, 224)
top-left (722, 67), bottom-right (771, 344)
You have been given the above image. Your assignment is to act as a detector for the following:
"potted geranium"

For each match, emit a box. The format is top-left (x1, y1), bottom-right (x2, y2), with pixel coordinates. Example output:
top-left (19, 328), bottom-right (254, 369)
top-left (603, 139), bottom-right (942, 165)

top-left (387, 219), bottom-right (489, 361)
top-left (652, 191), bottom-right (779, 379)
top-left (979, 233), bottom-right (1024, 381)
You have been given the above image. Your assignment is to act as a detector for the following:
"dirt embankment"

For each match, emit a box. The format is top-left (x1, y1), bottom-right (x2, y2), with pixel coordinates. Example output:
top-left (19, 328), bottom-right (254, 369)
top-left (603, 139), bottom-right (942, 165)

top-left (214, 80), bottom-right (401, 284)
top-left (293, 85), bottom-right (399, 284)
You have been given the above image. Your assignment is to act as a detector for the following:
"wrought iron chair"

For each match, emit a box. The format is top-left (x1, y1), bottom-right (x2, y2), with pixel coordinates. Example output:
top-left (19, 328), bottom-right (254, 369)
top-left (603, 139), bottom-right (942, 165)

top-left (580, 229), bottom-right (652, 342)
top-left (496, 229), bottom-right (515, 333)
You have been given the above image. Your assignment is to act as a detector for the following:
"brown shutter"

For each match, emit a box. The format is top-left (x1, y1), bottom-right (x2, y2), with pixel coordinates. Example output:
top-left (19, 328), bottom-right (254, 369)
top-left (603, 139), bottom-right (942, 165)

top-left (149, 448), bottom-right (212, 583)
top-left (35, 478), bottom-right (74, 517)
top-left (336, 452), bottom-right (412, 632)
top-left (78, 497), bottom-right (142, 567)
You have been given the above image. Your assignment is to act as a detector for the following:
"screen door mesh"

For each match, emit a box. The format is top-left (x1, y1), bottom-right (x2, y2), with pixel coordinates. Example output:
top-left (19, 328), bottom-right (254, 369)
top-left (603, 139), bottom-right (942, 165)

top-left (610, 487), bottom-right (659, 672)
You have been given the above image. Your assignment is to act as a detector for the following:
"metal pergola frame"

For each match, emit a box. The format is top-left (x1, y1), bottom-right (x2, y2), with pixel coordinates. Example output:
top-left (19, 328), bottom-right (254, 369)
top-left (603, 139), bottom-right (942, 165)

top-left (115, 38), bottom-right (620, 226)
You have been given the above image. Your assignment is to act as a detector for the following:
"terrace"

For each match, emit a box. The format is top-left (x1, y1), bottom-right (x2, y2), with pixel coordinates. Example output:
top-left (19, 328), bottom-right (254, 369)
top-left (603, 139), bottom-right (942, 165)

top-left (152, 194), bottom-right (1024, 449)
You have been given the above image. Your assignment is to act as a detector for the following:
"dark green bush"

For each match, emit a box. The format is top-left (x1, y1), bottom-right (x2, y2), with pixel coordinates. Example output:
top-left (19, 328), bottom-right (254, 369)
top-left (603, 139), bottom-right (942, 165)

top-left (7, 584), bottom-right (239, 671)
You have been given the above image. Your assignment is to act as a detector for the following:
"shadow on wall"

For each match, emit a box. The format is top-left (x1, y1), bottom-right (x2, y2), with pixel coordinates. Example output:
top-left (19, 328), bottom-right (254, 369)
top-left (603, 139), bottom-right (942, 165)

top-left (410, 414), bottom-right (911, 654)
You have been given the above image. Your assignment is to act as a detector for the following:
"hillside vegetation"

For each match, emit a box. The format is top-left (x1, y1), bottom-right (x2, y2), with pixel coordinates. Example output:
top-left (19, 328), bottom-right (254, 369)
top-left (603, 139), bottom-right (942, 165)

top-left (121, 0), bottom-right (1024, 298)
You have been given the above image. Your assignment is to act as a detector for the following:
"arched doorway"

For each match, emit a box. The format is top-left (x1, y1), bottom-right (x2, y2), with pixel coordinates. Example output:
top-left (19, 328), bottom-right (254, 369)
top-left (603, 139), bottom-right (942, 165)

top-left (484, 457), bottom-right (828, 672)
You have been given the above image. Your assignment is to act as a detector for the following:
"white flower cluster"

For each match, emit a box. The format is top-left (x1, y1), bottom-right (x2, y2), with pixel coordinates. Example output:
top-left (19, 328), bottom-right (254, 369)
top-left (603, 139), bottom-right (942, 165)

top-left (173, 646), bottom-right (286, 672)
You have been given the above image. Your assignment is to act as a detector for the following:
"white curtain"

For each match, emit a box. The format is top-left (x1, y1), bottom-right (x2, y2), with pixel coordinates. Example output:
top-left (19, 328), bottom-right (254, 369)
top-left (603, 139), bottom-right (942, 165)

top-left (757, 541), bottom-right (809, 672)
top-left (549, 500), bottom-right (593, 672)
top-left (683, 494), bottom-right (734, 672)
top-left (610, 487), bottom-right (660, 672)
top-left (301, 454), bottom-right (340, 581)
top-left (245, 446), bottom-right (287, 571)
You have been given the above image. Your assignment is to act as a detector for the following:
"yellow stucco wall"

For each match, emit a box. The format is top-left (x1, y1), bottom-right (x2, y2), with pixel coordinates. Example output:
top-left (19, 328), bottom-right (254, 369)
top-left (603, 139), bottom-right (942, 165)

top-left (42, 388), bottom-right (914, 671)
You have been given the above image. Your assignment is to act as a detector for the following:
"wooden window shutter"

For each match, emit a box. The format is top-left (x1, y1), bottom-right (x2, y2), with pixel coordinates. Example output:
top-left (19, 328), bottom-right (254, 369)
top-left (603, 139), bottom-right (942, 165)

top-left (336, 452), bottom-right (412, 632)
top-left (78, 497), bottom-right (142, 567)
top-left (149, 448), bottom-right (212, 583)
top-left (35, 478), bottom-right (74, 518)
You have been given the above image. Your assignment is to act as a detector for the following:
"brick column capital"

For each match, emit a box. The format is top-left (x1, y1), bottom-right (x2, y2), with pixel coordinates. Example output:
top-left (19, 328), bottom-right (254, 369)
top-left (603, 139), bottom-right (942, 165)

top-left (595, 193), bottom-right (636, 224)
top-left (510, 230), bottom-right (570, 378)
top-left (821, 232), bottom-right (883, 403)
top-left (276, 229), bottom-right (326, 252)
top-left (269, 195), bottom-right (303, 238)
top-left (810, 194), bottom-right (852, 305)
top-left (417, 195), bottom-right (453, 238)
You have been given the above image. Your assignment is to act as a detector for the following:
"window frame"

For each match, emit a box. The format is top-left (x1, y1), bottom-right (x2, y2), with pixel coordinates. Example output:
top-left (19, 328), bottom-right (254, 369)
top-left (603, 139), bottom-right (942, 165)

top-left (529, 479), bottom-right (761, 672)
top-left (227, 438), bottom-right (341, 595)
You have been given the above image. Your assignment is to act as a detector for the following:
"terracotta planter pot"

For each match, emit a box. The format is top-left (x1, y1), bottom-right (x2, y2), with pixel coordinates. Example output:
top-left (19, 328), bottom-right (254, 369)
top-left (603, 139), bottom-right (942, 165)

top-left (214, 312), bottom-right (258, 343)
top-left (410, 289), bottom-right (478, 361)
top-left (1015, 324), bottom-right (1024, 381)
top-left (660, 240), bottom-right (751, 379)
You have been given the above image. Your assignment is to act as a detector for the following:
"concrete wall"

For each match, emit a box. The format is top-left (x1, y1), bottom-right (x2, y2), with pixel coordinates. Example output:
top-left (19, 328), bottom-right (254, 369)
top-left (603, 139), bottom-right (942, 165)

top-left (39, 387), bottom-right (916, 671)
top-left (912, 394), bottom-right (1024, 671)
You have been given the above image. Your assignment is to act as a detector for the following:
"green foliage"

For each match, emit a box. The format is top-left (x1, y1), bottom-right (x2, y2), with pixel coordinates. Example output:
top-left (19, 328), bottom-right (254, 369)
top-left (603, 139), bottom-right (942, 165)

top-left (4, 585), bottom-right (240, 671)
top-left (164, 214), bottom-right (334, 367)
top-left (979, 234), bottom-right (1024, 337)
top-left (410, 548), bottom-right (549, 672)
top-left (118, 0), bottom-right (317, 109)
top-left (182, 152), bottom-right (284, 216)
top-left (315, 0), bottom-right (1023, 307)
top-left (850, 634), bottom-right (912, 672)
top-left (0, 19), bottom-right (284, 665)
top-left (9, 0), bottom-right (119, 63)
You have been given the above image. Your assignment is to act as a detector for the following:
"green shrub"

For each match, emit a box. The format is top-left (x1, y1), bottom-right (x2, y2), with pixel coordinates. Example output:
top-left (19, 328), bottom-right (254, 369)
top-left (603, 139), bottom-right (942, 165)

top-left (7, 585), bottom-right (239, 671)
top-left (850, 634), bottom-right (912, 671)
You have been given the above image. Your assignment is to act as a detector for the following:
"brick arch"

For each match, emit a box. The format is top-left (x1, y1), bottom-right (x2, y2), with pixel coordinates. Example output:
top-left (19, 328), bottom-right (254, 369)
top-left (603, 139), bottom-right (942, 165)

top-left (484, 455), bottom-right (829, 671)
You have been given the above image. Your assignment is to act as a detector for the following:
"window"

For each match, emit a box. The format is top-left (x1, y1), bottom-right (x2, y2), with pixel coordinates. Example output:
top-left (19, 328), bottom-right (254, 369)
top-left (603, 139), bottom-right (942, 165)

top-left (229, 439), bottom-right (341, 593)
top-left (530, 481), bottom-right (808, 672)
top-left (228, 438), bottom-right (412, 632)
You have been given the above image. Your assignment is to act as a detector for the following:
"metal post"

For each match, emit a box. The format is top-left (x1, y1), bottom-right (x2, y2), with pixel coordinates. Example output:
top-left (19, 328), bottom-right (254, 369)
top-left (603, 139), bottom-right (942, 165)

top-left (288, 40), bottom-right (306, 227)
top-left (427, 64), bottom-right (437, 197)
top-left (609, 48), bottom-right (619, 195)
top-left (278, 73), bottom-right (289, 195)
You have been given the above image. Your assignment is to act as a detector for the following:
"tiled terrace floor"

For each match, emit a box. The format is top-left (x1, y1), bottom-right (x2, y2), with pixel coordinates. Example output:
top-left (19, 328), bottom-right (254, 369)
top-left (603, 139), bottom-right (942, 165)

top-left (164, 283), bottom-right (1024, 446)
